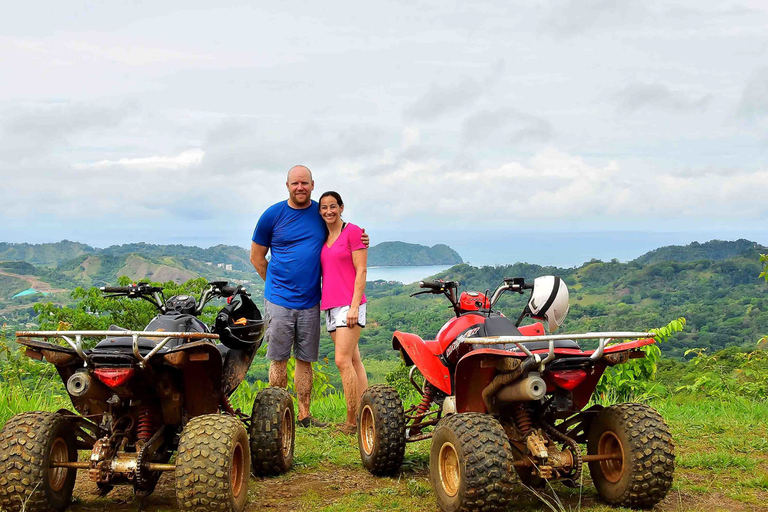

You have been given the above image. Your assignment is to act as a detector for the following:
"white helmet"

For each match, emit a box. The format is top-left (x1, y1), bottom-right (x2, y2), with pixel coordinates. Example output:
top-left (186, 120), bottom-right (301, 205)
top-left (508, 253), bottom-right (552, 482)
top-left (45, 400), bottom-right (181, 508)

top-left (527, 276), bottom-right (570, 332)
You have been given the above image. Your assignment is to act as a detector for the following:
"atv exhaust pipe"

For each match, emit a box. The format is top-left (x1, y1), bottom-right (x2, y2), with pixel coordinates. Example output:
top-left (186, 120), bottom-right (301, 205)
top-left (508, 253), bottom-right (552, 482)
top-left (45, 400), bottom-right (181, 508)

top-left (67, 371), bottom-right (111, 400)
top-left (496, 372), bottom-right (547, 402)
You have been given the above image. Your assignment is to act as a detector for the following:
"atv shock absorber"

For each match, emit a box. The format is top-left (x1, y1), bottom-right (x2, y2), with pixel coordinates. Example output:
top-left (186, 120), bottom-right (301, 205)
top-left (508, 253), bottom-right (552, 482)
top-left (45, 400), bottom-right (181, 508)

top-left (513, 404), bottom-right (533, 434)
top-left (137, 408), bottom-right (153, 442)
top-left (415, 384), bottom-right (436, 418)
top-left (221, 392), bottom-right (236, 415)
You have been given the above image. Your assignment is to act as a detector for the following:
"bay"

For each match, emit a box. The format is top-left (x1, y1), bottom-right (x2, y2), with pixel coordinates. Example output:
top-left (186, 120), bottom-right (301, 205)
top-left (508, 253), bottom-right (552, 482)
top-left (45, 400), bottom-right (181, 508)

top-left (367, 264), bottom-right (453, 284)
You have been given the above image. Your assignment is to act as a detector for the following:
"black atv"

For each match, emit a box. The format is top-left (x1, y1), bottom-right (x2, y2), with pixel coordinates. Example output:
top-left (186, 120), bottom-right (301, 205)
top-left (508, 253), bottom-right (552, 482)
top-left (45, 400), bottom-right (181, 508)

top-left (0, 281), bottom-right (293, 512)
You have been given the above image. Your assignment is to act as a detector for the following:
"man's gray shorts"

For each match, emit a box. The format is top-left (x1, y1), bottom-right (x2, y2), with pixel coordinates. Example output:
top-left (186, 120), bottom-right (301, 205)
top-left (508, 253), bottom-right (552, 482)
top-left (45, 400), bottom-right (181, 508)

top-left (264, 299), bottom-right (321, 362)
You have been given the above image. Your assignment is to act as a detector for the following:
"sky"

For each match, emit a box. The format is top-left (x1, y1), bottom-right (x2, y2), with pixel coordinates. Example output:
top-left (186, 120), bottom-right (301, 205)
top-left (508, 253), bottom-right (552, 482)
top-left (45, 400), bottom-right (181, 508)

top-left (1, 0), bottom-right (767, 267)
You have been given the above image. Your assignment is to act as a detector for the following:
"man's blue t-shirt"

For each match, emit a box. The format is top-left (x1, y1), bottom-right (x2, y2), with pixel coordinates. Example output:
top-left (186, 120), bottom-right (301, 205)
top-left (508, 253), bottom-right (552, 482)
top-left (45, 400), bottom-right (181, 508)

top-left (252, 200), bottom-right (326, 309)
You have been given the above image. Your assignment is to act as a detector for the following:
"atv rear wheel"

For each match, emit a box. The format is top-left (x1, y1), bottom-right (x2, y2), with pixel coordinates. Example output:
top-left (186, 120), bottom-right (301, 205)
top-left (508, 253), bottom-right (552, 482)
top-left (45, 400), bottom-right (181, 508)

top-left (0, 411), bottom-right (77, 512)
top-left (587, 403), bottom-right (675, 508)
top-left (249, 386), bottom-right (295, 476)
top-left (429, 413), bottom-right (514, 512)
top-left (358, 384), bottom-right (406, 476)
top-left (175, 414), bottom-right (250, 512)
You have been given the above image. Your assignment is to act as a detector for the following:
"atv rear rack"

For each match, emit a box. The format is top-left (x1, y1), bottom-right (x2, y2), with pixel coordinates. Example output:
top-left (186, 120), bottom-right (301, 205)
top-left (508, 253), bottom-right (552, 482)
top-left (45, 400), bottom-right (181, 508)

top-left (16, 330), bottom-right (220, 368)
top-left (464, 331), bottom-right (655, 369)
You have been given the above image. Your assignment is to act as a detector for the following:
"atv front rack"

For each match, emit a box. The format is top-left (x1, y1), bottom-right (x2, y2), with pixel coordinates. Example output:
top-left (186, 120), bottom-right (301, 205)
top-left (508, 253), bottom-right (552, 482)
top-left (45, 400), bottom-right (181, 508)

top-left (16, 330), bottom-right (220, 368)
top-left (464, 331), bottom-right (655, 369)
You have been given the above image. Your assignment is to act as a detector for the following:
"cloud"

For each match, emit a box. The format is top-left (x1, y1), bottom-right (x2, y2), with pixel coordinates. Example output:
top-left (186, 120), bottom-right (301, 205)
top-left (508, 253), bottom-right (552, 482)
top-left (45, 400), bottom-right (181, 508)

top-left (462, 108), bottom-right (553, 144)
top-left (404, 77), bottom-right (485, 121)
top-left (11, 37), bottom-right (213, 66)
top-left (736, 67), bottom-right (768, 122)
top-left (0, 102), bottom-right (134, 162)
top-left (404, 60), bottom-right (505, 122)
top-left (615, 83), bottom-right (712, 114)
top-left (543, 0), bottom-right (651, 36)
top-left (330, 149), bottom-right (768, 233)
top-left (75, 149), bottom-right (205, 171)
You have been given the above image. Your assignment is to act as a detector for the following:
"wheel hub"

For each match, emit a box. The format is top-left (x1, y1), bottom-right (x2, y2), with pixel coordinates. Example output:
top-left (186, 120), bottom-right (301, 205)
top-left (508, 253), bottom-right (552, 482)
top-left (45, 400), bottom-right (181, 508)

top-left (48, 437), bottom-right (69, 492)
top-left (438, 442), bottom-right (460, 497)
top-left (597, 431), bottom-right (625, 483)
top-left (231, 441), bottom-right (244, 497)
top-left (360, 405), bottom-right (375, 455)
top-left (281, 407), bottom-right (293, 459)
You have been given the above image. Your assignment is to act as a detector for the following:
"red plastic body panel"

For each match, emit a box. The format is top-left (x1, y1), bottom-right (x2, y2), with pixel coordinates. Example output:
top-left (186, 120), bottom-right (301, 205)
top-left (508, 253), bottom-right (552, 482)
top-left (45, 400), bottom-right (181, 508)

top-left (392, 331), bottom-right (452, 394)
top-left (434, 314), bottom-right (486, 352)
top-left (518, 322), bottom-right (545, 336)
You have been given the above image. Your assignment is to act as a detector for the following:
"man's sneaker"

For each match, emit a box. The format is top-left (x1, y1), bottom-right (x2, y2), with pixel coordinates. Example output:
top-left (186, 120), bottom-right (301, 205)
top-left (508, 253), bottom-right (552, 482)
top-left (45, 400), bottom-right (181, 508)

top-left (298, 415), bottom-right (328, 428)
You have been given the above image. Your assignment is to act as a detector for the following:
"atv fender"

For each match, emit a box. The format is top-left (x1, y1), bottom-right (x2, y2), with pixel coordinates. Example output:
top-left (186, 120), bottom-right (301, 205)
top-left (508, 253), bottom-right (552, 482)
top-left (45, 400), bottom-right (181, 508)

top-left (453, 349), bottom-right (515, 413)
top-left (164, 341), bottom-right (224, 416)
top-left (392, 332), bottom-right (451, 394)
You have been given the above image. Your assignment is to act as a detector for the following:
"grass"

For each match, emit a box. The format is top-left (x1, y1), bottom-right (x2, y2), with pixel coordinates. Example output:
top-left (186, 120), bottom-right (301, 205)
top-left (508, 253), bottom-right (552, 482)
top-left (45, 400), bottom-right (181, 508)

top-left (2, 376), bottom-right (767, 511)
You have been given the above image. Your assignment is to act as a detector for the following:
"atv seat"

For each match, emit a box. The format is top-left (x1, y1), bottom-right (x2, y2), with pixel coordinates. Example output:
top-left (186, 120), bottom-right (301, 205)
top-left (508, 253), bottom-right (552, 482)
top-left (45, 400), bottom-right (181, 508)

top-left (517, 339), bottom-right (581, 351)
top-left (477, 315), bottom-right (581, 351)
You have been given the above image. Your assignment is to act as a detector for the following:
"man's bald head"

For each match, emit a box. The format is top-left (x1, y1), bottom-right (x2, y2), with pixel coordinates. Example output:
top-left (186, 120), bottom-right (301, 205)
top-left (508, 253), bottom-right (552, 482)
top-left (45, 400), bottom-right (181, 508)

top-left (287, 165), bottom-right (312, 182)
top-left (286, 165), bottom-right (315, 208)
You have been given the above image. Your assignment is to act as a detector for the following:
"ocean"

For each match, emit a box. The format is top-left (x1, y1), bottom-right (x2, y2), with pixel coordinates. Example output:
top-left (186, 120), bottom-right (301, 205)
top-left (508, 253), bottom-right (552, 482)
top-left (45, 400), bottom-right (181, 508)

top-left (367, 265), bottom-right (453, 284)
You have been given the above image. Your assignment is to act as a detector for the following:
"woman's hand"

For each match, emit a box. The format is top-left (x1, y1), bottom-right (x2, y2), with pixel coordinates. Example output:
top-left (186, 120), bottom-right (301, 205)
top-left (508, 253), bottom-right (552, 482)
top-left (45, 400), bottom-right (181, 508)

top-left (346, 305), bottom-right (359, 328)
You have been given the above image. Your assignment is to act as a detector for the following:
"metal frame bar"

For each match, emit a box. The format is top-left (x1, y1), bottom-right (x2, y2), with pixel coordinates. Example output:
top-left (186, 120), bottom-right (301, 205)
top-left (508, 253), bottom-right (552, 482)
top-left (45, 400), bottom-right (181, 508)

top-left (464, 331), bottom-right (655, 368)
top-left (17, 331), bottom-right (220, 367)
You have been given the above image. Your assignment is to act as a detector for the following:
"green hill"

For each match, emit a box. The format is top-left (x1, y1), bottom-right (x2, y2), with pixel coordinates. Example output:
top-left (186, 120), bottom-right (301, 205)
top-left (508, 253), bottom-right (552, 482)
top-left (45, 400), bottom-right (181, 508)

top-left (2, 238), bottom-right (767, 363)
top-left (368, 242), bottom-right (463, 266)
top-left (0, 240), bottom-right (95, 266)
top-left (633, 239), bottom-right (766, 265)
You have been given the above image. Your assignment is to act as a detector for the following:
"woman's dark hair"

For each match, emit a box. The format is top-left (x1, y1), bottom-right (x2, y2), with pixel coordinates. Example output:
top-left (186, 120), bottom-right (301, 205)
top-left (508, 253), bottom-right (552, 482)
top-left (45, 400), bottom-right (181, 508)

top-left (319, 191), bottom-right (343, 207)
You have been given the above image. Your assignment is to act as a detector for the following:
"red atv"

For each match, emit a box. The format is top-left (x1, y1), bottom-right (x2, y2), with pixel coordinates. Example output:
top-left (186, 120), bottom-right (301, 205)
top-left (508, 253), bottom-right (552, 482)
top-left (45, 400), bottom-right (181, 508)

top-left (0, 281), bottom-right (294, 512)
top-left (358, 277), bottom-right (674, 512)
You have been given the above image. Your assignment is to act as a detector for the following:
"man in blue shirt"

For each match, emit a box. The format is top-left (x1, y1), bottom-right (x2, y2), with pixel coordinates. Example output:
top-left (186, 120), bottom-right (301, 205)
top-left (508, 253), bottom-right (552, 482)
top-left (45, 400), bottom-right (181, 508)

top-left (250, 165), bottom-right (367, 427)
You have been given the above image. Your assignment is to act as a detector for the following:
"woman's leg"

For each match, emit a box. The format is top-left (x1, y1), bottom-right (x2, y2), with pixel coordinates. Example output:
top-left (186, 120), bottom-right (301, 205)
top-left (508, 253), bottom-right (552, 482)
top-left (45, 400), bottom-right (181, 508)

top-left (351, 344), bottom-right (368, 402)
top-left (333, 325), bottom-right (363, 425)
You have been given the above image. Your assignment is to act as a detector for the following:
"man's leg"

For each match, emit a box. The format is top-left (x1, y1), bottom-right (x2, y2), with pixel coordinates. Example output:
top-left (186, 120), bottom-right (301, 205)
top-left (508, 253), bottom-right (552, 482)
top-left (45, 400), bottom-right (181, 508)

top-left (269, 359), bottom-right (288, 388)
top-left (264, 300), bottom-right (294, 389)
top-left (294, 304), bottom-right (322, 425)
top-left (294, 359), bottom-right (313, 420)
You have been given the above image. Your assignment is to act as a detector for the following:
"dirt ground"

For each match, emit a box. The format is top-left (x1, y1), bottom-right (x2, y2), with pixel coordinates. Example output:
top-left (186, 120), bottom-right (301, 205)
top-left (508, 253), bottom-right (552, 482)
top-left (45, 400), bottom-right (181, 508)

top-left (65, 466), bottom-right (768, 512)
top-left (0, 269), bottom-right (68, 294)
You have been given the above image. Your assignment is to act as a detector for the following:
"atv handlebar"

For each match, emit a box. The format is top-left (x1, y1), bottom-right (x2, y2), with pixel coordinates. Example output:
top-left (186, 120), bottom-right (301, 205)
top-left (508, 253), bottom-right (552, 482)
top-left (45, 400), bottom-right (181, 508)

top-left (419, 280), bottom-right (459, 291)
top-left (100, 283), bottom-right (164, 295)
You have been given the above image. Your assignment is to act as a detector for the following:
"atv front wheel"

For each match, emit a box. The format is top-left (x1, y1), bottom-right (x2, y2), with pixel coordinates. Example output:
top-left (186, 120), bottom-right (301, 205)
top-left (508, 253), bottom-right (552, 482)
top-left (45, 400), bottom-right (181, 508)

top-left (587, 403), bottom-right (675, 508)
top-left (429, 413), bottom-right (514, 512)
top-left (175, 414), bottom-right (250, 512)
top-left (358, 384), bottom-right (406, 476)
top-left (249, 386), bottom-right (295, 475)
top-left (0, 411), bottom-right (77, 512)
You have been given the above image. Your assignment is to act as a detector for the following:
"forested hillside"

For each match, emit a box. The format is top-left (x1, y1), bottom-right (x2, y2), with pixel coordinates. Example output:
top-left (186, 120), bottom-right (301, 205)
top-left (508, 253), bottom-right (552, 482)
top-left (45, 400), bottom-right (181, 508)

top-left (368, 242), bottom-right (463, 266)
top-left (2, 239), bottom-right (766, 365)
top-left (632, 239), bottom-right (766, 265)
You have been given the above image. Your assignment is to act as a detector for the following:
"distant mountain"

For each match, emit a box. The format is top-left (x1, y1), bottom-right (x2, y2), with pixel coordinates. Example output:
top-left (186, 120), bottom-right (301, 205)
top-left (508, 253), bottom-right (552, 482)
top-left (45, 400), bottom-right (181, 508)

top-left (633, 239), bottom-right (767, 265)
top-left (101, 243), bottom-right (252, 271)
top-left (368, 242), bottom-right (463, 266)
top-left (0, 240), bottom-right (95, 266)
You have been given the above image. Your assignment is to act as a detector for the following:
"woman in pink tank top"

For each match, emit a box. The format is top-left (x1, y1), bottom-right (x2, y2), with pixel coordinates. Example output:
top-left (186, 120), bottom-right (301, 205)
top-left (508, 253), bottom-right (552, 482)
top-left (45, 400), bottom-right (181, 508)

top-left (319, 191), bottom-right (368, 434)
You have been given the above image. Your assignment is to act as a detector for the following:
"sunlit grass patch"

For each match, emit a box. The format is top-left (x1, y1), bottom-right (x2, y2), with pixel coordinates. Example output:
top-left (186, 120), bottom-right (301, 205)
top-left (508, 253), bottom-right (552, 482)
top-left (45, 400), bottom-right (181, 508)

top-left (742, 474), bottom-right (768, 490)
top-left (0, 380), bottom-right (69, 425)
top-left (677, 451), bottom-right (757, 470)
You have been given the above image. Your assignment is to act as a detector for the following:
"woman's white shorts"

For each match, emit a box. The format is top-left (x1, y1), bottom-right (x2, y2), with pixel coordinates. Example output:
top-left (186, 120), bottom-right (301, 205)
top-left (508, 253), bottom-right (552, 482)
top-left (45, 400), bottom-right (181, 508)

top-left (324, 303), bottom-right (367, 332)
